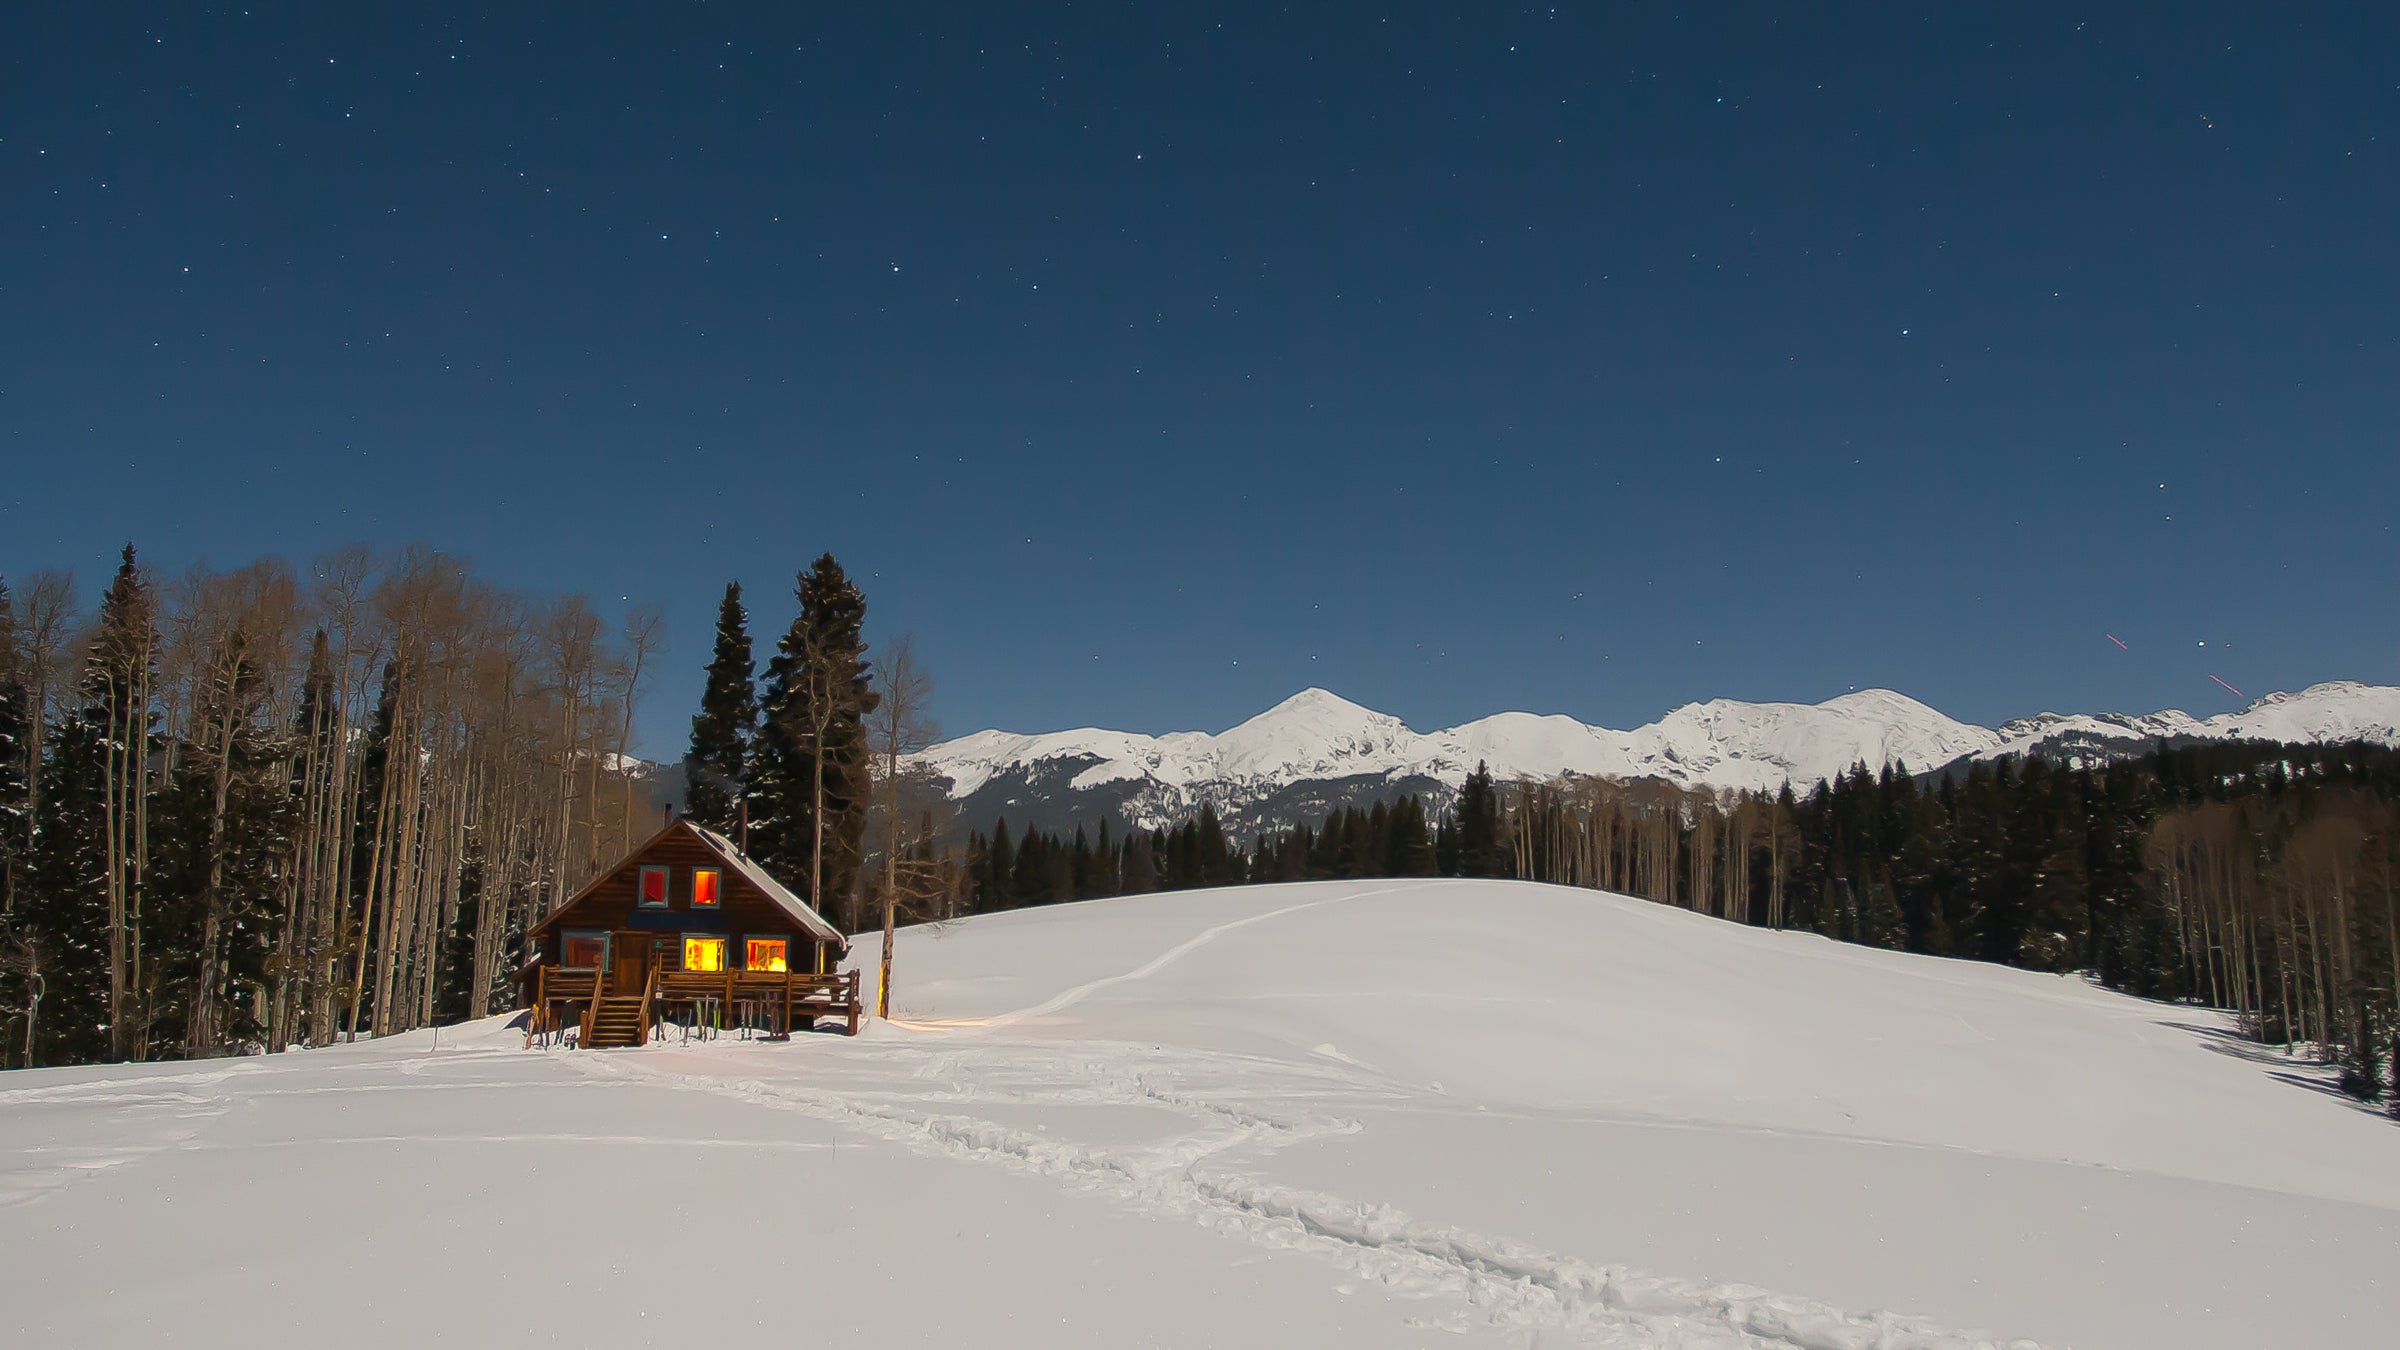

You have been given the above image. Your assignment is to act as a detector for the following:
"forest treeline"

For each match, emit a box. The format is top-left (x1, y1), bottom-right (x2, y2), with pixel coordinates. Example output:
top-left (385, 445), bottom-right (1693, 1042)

top-left (0, 547), bottom-right (668, 1067)
top-left (961, 744), bottom-right (2400, 1114)
top-left (0, 547), bottom-right (931, 1069)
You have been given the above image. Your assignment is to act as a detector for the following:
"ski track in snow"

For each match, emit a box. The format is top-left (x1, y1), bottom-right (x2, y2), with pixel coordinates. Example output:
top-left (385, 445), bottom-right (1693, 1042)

top-left (0, 1075), bottom-right (242, 1210)
top-left (968, 884), bottom-right (1412, 1029)
top-left (570, 1046), bottom-right (2041, 1350)
top-left (554, 885), bottom-right (2048, 1346)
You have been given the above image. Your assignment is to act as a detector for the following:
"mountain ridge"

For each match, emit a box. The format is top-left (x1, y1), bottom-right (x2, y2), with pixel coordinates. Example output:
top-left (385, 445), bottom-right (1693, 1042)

top-left (912, 681), bottom-right (2400, 837)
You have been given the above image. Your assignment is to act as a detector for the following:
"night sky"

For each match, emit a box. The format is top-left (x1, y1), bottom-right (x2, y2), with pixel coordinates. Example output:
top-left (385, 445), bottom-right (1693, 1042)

top-left (5, 5), bottom-right (2395, 755)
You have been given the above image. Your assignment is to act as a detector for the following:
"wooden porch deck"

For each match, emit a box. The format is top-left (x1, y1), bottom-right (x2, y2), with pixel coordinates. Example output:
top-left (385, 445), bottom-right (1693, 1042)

top-left (527, 966), bottom-right (863, 1047)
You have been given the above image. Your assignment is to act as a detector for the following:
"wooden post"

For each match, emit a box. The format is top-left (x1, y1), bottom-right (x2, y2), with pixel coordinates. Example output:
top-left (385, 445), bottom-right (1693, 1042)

top-left (877, 890), bottom-right (895, 1021)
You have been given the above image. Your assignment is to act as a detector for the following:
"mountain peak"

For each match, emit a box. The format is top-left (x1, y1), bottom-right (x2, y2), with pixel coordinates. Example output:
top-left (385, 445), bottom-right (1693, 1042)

top-left (912, 682), bottom-right (2400, 835)
top-left (1249, 686), bottom-right (1388, 726)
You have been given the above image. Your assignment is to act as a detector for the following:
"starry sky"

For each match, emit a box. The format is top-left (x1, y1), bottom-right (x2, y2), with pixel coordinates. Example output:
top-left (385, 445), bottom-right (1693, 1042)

top-left (4, 4), bottom-right (2395, 755)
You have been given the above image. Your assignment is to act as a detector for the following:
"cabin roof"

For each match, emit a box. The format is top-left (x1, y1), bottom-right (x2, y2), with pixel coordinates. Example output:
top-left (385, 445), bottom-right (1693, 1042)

top-left (685, 823), bottom-right (847, 944)
top-left (528, 818), bottom-right (847, 945)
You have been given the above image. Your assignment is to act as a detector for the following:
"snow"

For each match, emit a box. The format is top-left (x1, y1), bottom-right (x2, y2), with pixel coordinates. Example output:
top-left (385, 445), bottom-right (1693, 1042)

top-left (914, 682), bottom-right (2400, 824)
top-left (7, 879), bottom-right (2398, 1349)
top-left (1986, 681), bottom-right (2400, 763)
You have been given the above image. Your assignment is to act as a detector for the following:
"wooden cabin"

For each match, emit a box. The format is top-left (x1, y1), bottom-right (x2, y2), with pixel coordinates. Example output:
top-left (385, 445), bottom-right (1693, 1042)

top-left (520, 817), bottom-right (861, 1047)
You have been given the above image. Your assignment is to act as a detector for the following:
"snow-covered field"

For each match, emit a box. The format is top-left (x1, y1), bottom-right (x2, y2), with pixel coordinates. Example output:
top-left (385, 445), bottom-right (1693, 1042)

top-left (6, 880), bottom-right (2396, 1349)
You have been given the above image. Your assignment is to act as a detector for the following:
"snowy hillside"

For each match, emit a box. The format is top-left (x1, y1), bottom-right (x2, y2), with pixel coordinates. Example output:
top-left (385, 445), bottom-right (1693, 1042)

top-left (917, 681), bottom-right (2400, 833)
top-left (6, 880), bottom-right (2394, 1350)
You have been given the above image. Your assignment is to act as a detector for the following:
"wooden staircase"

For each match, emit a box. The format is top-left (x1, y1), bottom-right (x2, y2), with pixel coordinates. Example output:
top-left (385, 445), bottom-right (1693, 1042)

top-left (582, 997), bottom-right (646, 1048)
top-left (579, 968), bottom-right (658, 1049)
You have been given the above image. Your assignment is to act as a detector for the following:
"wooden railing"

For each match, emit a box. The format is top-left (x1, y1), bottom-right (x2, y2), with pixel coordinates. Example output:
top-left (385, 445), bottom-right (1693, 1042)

top-left (637, 966), bottom-right (659, 1047)
top-left (652, 968), bottom-right (863, 1036)
top-left (526, 967), bottom-right (600, 1047)
top-left (530, 964), bottom-right (863, 1044)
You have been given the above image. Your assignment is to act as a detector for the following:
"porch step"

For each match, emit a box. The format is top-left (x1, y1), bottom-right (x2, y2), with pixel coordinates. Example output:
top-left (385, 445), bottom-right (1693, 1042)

top-left (583, 996), bottom-right (648, 1049)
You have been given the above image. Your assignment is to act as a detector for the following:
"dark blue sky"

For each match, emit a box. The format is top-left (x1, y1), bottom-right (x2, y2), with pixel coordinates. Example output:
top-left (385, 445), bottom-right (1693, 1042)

top-left (5, 4), bottom-right (2394, 755)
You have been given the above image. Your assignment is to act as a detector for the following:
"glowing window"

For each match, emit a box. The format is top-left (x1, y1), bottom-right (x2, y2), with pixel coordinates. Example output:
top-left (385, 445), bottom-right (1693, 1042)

top-left (691, 868), bottom-right (722, 908)
top-left (745, 939), bottom-right (788, 973)
top-left (683, 936), bottom-right (727, 972)
top-left (637, 865), bottom-right (669, 908)
top-left (562, 931), bottom-right (607, 970)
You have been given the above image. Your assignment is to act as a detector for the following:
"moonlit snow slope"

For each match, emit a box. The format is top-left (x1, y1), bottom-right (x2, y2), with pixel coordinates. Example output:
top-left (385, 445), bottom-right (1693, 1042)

top-left (6, 881), bottom-right (2397, 1350)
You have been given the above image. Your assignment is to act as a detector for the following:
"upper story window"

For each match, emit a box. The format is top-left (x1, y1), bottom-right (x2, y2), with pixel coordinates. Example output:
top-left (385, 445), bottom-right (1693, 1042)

top-left (637, 865), bottom-right (670, 908)
top-left (562, 931), bottom-right (607, 970)
top-left (691, 867), bottom-right (722, 908)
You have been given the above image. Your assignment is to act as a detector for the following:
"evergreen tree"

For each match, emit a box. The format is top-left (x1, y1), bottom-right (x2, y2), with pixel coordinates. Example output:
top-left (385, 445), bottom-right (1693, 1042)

top-left (1122, 828), bottom-right (1158, 894)
top-left (682, 581), bottom-right (758, 837)
top-left (1093, 819), bottom-right (1117, 896)
top-left (1387, 795), bottom-right (1438, 876)
top-left (2389, 1034), bottom-right (2400, 1122)
top-left (1070, 825), bottom-right (1097, 900)
top-left (1858, 874), bottom-right (1906, 949)
top-left (754, 556), bottom-right (879, 926)
top-left (1011, 822), bottom-right (1046, 907)
top-left (1196, 803), bottom-right (1234, 886)
top-left (1455, 762), bottom-right (1503, 878)
top-left (342, 668), bottom-right (401, 1035)
top-left (984, 818), bottom-right (1013, 909)
top-left (19, 712), bottom-right (111, 1064)
top-left (433, 842), bottom-right (485, 1026)
top-left (149, 628), bottom-right (299, 1057)
top-left (0, 580), bottom-right (28, 919)
top-left (82, 546), bottom-right (159, 1059)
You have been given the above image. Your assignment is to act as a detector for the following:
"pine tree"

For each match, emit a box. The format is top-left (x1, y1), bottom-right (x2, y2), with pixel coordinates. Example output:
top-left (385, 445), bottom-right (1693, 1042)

top-left (0, 580), bottom-right (29, 919)
top-left (2388, 1033), bottom-right (2400, 1122)
top-left (149, 627), bottom-right (299, 1057)
top-left (19, 711), bottom-right (111, 1064)
top-left (1011, 822), bottom-right (1046, 908)
top-left (754, 556), bottom-right (879, 927)
top-left (1858, 874), bottom-right (1906, 949)
top-left (1196, 803), bottom-right (1234, 886)
top-left (432, 842), bottom-right (485, 1026)
top-left (83, 546), bottom-right (159, 1059)
top-left (1456, 763), bottom-right (1503, 878)
top-left (1070, 825), bottom-right (1096, 899)
top-left (984, 818), bottom-right (1013, 909)
top-left (1122, 828), bottom-right (1157, 894)
top-left (0, 580), bottom-right (35, 1063)
top-left (342, 667), bottom-right (401, 1036)
top-left (682, 582), bottom-right (757, 837)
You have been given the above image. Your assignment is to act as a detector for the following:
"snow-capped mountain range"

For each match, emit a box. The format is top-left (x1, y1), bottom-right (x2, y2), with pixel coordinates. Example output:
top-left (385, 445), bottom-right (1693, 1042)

top-left (913, 681), bottom-right (2400, 836)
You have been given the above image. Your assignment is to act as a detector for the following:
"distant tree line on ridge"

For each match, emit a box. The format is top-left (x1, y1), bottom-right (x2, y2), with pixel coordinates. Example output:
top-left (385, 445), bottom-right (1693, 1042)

top-left (962, 743), bottom-right (2400, 1116)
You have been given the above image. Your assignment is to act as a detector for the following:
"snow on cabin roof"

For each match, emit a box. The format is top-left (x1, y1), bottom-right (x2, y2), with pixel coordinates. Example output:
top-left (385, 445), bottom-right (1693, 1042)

top-left (684, 823), bottom-right (847, 945)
